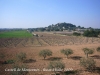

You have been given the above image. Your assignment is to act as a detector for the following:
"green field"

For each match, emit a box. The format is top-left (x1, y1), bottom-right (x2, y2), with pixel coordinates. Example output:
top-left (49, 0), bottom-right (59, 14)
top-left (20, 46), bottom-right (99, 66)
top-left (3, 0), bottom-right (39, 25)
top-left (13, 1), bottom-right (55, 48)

top-left (0, 30), bottom-right (33, 38)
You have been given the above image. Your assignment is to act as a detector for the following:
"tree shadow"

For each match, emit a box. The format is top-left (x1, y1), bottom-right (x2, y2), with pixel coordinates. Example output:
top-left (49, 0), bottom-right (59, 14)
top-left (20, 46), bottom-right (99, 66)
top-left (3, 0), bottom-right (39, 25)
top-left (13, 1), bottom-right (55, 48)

top-left (0, 60), bottom-right (7, 64)
top-left (70, 56), bottom-right (82, 60)
top-left (0, 60), bottom-right (15, 64)
top-left (23, 59), bottom-right (36, 63)
top-left (90, 55), bottom-right (100, 59)
top-left (95, 67), bottom-right (100, 74)
top-left (47, 57), bottom-right (62, 61)
top-left (64, 70), bottom-right (79, 75)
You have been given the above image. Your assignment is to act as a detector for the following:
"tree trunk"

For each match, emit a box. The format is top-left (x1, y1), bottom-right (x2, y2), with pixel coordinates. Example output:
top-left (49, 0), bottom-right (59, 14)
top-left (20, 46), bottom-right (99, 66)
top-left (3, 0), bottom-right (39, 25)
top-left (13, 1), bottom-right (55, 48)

top-left (66, 55), bottom-right (68, 59)
top-left (86, 53), bottom-right (88, 58)
top-left (44, 55), bottom-right (46, 59)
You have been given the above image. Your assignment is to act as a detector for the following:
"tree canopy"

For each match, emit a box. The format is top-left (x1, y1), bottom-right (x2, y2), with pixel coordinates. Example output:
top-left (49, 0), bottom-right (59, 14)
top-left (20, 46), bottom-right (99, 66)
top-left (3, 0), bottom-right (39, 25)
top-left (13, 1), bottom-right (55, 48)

top-left (83, 29), bottom-right (100, 37)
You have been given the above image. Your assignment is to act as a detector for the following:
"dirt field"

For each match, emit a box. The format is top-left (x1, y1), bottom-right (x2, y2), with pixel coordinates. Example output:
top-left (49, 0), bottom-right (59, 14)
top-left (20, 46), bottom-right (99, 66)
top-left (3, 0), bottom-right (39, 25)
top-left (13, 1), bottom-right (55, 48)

top-left (0, 32), bottom-right (100, 75)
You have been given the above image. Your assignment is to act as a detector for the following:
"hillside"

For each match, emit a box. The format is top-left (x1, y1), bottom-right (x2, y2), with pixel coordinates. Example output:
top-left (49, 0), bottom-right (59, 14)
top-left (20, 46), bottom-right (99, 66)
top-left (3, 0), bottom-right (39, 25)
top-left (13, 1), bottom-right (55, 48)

top-left (29, 22), bottom-right (85, 32)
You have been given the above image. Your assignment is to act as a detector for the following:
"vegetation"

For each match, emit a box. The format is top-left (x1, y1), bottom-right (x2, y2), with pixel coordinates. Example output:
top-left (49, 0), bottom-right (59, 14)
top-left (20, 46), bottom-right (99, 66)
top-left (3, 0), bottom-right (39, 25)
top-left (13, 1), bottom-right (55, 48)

top-left (0, 30), bottom-right (32, 38)
top-left (61, 49), bottom-right (73, 58)
top-left (82, 48), bottom-right (94, 58)
top-left (39, 49), bottom-right (52, 59)
top-left (6, 59), bottom-right (15, 64)
top-left (48, 61), bottom-right (65, 74)
top-left (83, 29), bottom-right (100, 37)
top-left (80, 58), bottom-right (96, 71)
top-left (48, 61), bottom-right (65, 69)
top-left (96, 47), bottom-right (100, 52)
top-left (11, 64), bottom-right (28, 75)
top-left (0, 27), bottom-right (100, 75)
top-left (73, 32), bottom-right (81, 36)
top-left (16, 52), bottom-right (27, 62)
top-left (28, 22), bottom-right (81, 32)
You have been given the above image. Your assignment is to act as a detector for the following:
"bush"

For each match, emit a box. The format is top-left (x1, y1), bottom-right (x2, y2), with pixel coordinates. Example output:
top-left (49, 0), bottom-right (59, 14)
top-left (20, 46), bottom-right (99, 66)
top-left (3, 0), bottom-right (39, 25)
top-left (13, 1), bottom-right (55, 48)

top-left (80, 58), bottom-right (96, 71)
top-left (39, 49), bottom-right (52, 59)
top-left (16, 52), bottom-right (26, 62)
top-left (97, 47), bottom-right (100, 52)
top-left (82, 48), bottom-right (94, 58)
top-left (61, 49), bottom-right (73, 58)
top-left (73, 32), bottom-right (81, 36)
top-left (11, 64), bottom-right (28, 75)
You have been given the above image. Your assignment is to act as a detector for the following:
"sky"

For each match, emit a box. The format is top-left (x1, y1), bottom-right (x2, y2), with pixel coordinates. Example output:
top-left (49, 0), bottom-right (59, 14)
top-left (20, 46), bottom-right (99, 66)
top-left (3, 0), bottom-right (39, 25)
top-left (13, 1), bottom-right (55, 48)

top-left (0, 0), bottom-right (100, 28)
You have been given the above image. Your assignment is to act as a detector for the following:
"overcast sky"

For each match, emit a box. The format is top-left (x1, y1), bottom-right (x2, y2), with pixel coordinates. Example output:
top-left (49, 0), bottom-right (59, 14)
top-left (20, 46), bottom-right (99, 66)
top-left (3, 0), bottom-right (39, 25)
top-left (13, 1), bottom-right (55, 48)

top-left (0, 0), bottom-right (100, 28)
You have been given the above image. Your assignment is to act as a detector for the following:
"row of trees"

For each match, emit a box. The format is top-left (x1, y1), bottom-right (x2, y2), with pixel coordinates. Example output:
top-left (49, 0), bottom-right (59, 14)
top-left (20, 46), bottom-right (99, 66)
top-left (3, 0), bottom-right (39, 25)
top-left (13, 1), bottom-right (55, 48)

top-left (73, 29), bottom-right (100, 37)
top-left (1, 47), bottom-right (100, 63)
top-left (83, 29), bottom-right (100, 37)
top-left (28, 22), bottom-right (86, 32)
top-left (39, 47), bottom-right (100, 59)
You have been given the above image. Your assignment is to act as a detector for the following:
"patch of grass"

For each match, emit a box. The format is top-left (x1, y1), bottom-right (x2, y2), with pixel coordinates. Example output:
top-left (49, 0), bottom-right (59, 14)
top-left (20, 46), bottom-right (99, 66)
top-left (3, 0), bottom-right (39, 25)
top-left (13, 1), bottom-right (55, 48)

top-left (0, 30), bottom-right (32, 38)
top-left (1, 60), bottom-right (15, 64)
top-left (6, 59), bottom-right (15, 64)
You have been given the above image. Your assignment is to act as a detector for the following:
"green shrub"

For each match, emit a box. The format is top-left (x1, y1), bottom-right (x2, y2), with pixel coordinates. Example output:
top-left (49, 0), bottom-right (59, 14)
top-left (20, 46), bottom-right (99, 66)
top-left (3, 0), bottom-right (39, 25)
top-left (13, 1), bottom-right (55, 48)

top-left (6, 59), bottom-right (15, 64)
top-left (73, 32), bottom-right (81, 36)
top-left (39, 49), bottom-right (52, 59)
top-left (83, 29), bottom-right (100, 37)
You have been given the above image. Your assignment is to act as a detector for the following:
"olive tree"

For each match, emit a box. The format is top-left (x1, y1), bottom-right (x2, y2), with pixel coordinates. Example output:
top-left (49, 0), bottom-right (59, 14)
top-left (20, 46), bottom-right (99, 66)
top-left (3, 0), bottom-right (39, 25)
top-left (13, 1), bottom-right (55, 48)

top-left (48, 61), bottom-right (65, 74)
top-left (82, 48), bottom-right (94, 58)
top-left (61, 49), bottom-right (73, 58)
top-left (39, 49), bottom-right (52, 59)
top-left (80, 58), bottom-right (96, 71)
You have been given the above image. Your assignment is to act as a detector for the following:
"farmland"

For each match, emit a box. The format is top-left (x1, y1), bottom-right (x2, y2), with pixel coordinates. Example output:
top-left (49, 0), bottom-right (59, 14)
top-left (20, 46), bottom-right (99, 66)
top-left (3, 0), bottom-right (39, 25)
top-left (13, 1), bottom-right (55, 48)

top-left (0, 31), bottom-right (100, 75)
top-left (0, 30), bottom-right (32, 38)
top-left (0, 32), bottom-right (100, 48)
